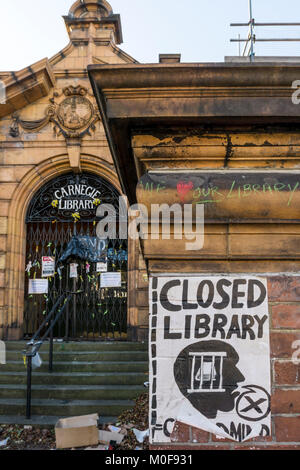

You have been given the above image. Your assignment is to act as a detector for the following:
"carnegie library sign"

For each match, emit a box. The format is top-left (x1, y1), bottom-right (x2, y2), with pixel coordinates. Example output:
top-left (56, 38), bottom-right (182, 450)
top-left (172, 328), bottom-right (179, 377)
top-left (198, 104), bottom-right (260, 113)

top-left (53, 183), bottom-right (101, 211)
top-left (26, 173), bottom-right (120, 222)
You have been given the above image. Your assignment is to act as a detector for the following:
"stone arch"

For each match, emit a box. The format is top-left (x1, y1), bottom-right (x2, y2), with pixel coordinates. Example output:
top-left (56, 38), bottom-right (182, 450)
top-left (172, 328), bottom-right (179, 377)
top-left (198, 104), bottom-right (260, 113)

top-left (4, 154), bottom-right (121, 339)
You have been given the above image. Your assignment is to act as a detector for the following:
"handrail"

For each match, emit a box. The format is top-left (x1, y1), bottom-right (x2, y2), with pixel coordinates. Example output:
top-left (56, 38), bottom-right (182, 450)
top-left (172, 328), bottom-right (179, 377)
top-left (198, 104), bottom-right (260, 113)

top-left (24, 292), bottom-right (79, 419)
top-left (26, 295), bottom-right (66, 354)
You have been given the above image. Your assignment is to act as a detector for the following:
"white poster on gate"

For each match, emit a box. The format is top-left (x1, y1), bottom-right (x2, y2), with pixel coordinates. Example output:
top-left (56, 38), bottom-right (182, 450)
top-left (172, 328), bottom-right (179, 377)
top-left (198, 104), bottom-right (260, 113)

top-left (42, 256), bottom-right (55, 278)
top-left (97, 262), bottom-right (108, 273)
top-left (100, 272), bottom-right (121, 288)
top-left (69, 263), bottom-right (78, 278)
top-left (149, 275), bottom-right (271, 444)
top-left (29, 279), bottom-right (49, 294)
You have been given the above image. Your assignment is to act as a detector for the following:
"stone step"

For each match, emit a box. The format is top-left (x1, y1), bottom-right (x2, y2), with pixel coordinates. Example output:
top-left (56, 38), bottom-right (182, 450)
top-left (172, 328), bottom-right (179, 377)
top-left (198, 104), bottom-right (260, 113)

top-left (5, 341), bottom-right (148, 352)
top-left (0, 384), bottom-right (144, 400)
top-left (0, 341), bottom-right (148, 426)
top-left (6, 350), bottom-right (148, 362)
top-left (0, 371), bottom-right (148, 386)
top-left (1, 361), bottom-right (148, 373)
top-left (0, 398), bottom-right (135, 417)
top-left (0, 415), bottom-right (117, 427)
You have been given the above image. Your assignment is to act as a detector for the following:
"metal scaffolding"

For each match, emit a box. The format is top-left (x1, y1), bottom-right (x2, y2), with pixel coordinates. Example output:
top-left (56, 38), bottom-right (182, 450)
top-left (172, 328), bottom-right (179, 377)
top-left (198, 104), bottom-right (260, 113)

top-left (230, 0), bottom-right (300, 61)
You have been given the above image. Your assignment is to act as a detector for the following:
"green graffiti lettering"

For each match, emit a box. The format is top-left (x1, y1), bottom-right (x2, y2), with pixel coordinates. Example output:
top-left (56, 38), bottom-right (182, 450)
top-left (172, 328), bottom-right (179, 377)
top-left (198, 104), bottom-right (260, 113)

top-left (202, 188), bottom-right (211, 198)
top-left (156, 183), bottom-right (166, 193)
top-left (252, 184), bottom-right (261, 194)
top-left (193, 187), bottom-right (202, 200)
top-left (227, 180), bottom-right (236, 199)
top-left (243, 184), bottom-right (252, 197)
top-left (211, 186), bottom-right (225, 199)
top-left (274, 183), bottom-right (286, 192)
top-left (263, 183), bottom-right (273, 193)
top-left (287, 182), bottom-right (300, 207)
top-left (144, 183), bottom-right (154, 192)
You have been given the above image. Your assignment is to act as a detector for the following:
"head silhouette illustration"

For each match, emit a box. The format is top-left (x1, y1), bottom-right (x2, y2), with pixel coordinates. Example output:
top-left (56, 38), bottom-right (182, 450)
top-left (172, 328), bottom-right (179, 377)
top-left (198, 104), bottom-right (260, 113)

top-left (174, 340), bottom-right (245, 419)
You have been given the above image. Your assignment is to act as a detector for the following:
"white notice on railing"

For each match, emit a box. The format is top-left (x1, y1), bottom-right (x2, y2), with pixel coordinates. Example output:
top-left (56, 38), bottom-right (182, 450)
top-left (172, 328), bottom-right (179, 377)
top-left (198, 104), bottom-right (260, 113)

top-left (29, 279), bottom-right (49, 294)
top-left (100, 272), bottom-right (121, 288)
top-left (42, 256), bottom-right (55, 278)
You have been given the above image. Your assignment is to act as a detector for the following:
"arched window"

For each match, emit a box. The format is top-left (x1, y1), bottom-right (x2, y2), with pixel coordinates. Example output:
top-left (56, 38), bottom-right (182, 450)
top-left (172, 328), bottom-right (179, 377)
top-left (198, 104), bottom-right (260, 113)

top-left (24, 172), bottom-right (128, 340)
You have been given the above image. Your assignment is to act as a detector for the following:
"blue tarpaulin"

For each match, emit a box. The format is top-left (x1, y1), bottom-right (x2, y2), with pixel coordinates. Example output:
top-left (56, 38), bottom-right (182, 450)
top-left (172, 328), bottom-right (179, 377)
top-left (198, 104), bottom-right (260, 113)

top-left (58, 236), bottom-right (107, 263)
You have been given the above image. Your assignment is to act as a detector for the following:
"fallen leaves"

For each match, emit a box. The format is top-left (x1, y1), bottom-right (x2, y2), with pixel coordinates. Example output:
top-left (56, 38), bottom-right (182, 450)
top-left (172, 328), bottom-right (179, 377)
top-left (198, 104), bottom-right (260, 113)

top-left (0, 425), bottom-right (56, 450)
top-left (115, 393), bottom-right (149, 450)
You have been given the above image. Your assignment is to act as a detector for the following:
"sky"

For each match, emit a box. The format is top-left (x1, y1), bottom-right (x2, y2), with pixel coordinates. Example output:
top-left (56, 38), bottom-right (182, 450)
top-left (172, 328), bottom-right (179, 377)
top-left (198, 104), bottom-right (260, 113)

top-left (1, 0), bottom-right (300, 71)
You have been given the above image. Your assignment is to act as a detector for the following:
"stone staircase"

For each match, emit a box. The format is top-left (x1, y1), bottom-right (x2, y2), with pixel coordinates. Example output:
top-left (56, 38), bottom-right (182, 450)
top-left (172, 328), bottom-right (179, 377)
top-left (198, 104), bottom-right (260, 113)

top-left (0, 341), bottom-right (148, 426)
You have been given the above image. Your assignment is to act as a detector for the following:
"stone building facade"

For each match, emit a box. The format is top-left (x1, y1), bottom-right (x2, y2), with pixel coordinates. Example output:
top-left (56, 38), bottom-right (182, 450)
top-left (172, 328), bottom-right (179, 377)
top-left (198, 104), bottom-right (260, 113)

top-left (0, 0), bottom-right (148, 341)
top-left (1, 0), bottom-right (300, 449)
top-left (89, 61), bottom-right (300, 448)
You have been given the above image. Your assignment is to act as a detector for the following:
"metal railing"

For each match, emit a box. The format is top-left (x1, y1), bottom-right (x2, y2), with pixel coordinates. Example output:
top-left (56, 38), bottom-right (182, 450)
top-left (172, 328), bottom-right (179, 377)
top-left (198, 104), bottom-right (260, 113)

top-left (23, 292), bottom-right (77, 419)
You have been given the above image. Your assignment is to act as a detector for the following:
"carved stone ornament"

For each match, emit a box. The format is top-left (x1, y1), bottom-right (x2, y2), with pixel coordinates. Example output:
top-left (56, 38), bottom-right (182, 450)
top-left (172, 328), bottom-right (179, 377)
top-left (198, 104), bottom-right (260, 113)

top-left (57, 95), bottom-right (94, 131)
top-left (9, 85), bottom-right (100, 139)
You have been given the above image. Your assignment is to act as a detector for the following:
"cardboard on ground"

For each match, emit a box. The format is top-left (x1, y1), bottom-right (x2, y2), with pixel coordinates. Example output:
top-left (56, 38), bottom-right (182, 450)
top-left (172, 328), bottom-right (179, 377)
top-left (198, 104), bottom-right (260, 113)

top-left (55, 414), bottom-right (99, 449)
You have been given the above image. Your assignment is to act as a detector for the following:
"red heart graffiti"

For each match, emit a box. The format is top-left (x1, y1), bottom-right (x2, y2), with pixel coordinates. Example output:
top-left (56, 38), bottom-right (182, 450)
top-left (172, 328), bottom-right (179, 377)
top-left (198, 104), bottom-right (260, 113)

top-left (177, 181), bottom-right (194, 202)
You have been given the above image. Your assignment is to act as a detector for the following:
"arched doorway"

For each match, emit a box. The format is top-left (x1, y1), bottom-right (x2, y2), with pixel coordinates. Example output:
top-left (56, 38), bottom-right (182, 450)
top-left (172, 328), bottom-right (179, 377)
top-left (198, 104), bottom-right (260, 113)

top-left (23, 172), bottom-right (128, 340)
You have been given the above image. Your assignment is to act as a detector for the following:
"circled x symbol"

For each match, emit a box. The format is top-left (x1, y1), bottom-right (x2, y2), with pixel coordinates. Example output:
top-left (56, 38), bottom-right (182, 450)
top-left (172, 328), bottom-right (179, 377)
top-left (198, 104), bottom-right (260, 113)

top-left (236, 385), bottom-right (271, 422)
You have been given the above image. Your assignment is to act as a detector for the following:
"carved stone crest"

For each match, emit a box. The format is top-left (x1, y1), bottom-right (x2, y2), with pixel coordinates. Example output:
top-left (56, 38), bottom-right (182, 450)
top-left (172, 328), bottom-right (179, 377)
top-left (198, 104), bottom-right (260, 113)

top-left (57, 95), bottom-right (94, 131)
top-left (9, 84), bottom-right (100, 139)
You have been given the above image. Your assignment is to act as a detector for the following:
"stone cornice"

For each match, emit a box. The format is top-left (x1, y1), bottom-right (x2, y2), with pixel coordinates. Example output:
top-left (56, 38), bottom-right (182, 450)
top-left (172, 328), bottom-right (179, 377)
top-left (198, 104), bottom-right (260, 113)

top-left (89, 63), bottom-right (300, 119)
top-left (88, 62), bottom-right (300, 204)
top-left (88, 62), bottom-right (300, 89)
top-left (0, 58), bottom-right (56, 119)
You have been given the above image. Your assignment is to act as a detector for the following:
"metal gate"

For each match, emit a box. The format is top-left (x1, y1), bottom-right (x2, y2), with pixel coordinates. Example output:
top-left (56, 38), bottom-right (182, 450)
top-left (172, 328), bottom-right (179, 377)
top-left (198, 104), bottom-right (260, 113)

top-left (24, 173), bottom-right (128, 340)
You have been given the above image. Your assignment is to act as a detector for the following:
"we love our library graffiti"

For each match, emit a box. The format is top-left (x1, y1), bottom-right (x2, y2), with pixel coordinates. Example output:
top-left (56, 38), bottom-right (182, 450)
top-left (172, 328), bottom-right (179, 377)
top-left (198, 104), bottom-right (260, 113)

top-left (137, 173), bottom-right (300, 220)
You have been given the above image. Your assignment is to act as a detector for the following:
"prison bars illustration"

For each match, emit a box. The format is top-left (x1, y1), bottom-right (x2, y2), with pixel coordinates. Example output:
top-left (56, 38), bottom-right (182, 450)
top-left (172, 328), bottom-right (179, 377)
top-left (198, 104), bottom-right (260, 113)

top-left (188, 352), bottom-right (227, 393)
